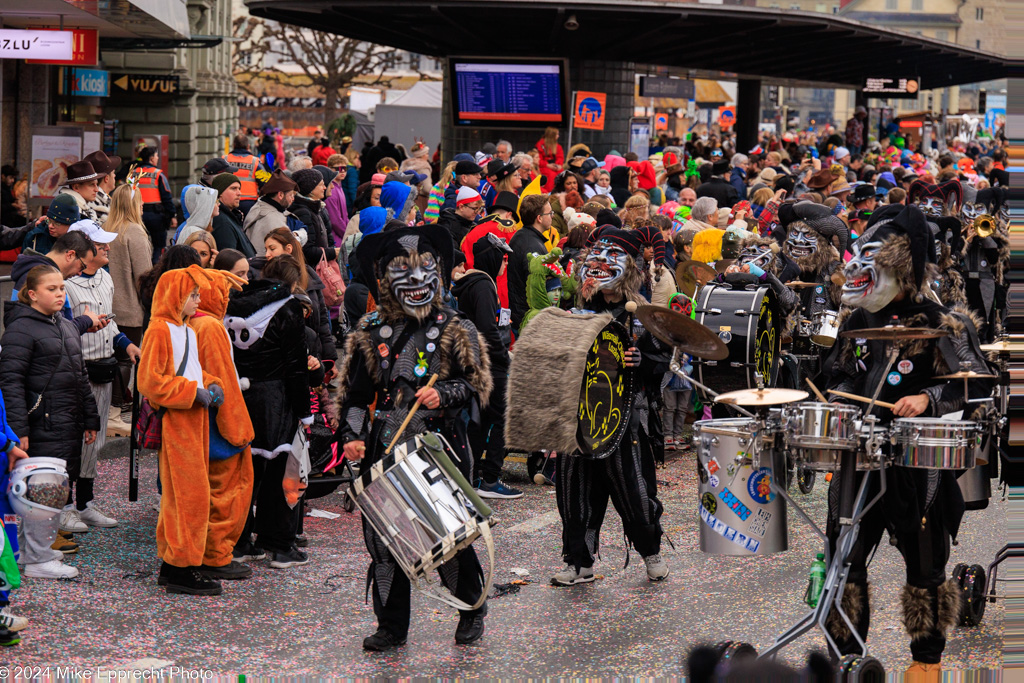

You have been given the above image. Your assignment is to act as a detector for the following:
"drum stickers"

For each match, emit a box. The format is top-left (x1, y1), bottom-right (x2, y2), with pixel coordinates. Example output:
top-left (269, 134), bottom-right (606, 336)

top-left (577, 324), bottom-right (634, 458)
top-left (747, 468), bottom-right (775, 504)
top-left (719, 488), bottom-right (753, 521)
top-left (747, 509), bottom-right (772, 538)
top-left (701, 492), bottom-right (718, 515)
top-left (698, 505), bottom-right (761, 553)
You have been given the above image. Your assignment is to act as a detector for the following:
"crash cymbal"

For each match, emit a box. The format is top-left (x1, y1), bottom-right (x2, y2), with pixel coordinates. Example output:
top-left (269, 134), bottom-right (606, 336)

top-left (678, 259), bottom-right (718, 286)
top-left (715, 387), bottom-right (809, 407)
top-left (785, 281), bottom-right (818, 289)
top-left (839, 326), bottom-right (949, 341)
top-left (634, 304), bottom-right (729, 360)
top-left (936, 370), bottom-right (998, 380)
top-left (980, 340), bottom-right (1024, 353)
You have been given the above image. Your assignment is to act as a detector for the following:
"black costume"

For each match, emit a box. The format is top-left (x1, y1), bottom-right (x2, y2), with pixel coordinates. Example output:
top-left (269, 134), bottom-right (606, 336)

top-left (335, 226), bottom-right (492, 646)
top-left (822, 205), bottom-right (993, 665)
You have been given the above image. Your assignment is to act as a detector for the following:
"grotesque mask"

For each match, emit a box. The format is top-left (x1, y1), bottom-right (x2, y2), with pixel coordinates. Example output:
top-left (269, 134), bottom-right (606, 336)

top-left (579, 240), bottom-right (628, 295)
top-left (841, 240), bottom-right (900, 312)
top-left (784, 221), bottom-right (817, 261)
top-left (385, 250), bottom-right (441, 320)
top-left (915, 196), bottom-right (945, 218)
top-left (960, 201), bottom-right (987, 225)
top-left (738, 244), bottom-right (774, 272)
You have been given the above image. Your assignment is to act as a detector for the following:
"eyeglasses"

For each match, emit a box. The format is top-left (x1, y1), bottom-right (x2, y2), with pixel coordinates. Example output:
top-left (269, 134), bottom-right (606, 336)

top-left (540, 210), bottom-right (553, 217)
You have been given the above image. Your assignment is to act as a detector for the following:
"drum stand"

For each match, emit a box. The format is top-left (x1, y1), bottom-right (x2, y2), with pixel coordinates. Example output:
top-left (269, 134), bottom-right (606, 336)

top-left (668, 348), bottom-right (756, 420)
top-left (759, 345), bottom-right (899, 661)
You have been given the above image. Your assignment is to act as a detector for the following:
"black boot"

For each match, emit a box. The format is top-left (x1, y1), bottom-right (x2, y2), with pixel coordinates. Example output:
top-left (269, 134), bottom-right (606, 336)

top-left (159, 562), bottom-right (223, 596)
top-left (454, 603), bottom-right (487, 645)
top-left (0, 625), bottom-right (20, 646)
top-left (199, 562), bottom-right (253, 580)
top-left (362, 629), bottom-right (406, 652)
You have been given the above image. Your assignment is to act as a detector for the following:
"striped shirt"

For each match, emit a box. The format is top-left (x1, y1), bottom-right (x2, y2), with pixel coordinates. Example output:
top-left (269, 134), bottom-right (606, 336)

top-left (65, 268), bottom-right (129, 361)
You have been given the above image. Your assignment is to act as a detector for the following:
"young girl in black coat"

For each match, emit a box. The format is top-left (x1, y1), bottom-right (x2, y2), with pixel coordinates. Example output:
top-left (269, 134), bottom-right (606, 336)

top-left (0, 264), bottom-right (100, 579)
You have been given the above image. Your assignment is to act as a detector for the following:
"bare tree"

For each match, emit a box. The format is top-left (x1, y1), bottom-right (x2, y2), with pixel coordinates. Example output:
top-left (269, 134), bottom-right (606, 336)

top-left (232, 16), bottom-right (397, 124)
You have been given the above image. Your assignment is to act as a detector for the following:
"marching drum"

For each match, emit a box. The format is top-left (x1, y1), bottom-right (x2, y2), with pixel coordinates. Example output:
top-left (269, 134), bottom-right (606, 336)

top-left (349, 432), bottom-right (495, 610)
top-left (779, 403), bottom-right (887, 472)
top-left (810, 310), bottom-right (839, 348)
top-left (892, 418), bottom-right (979, 470)
top-left (694, 284), bottom-right (782, 397)
top-left (693, 419), bottom-right (787, 556)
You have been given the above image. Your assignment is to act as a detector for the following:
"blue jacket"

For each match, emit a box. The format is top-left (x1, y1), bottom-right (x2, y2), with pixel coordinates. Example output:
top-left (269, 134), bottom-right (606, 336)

top-left (342, 165), bottom-right (359, 210)
top-left (22, 223), bottom-right (55, 254)
top-left (729, 167), bottom-right (747, 202)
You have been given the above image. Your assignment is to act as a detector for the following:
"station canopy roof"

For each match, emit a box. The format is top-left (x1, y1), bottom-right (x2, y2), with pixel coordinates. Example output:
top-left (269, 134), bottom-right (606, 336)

top-left (245, 0), bottom-right (1011, 89)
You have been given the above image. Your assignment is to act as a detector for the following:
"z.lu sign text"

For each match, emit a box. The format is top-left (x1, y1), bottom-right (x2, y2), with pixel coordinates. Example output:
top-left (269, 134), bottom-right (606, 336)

top-left (0, 29), bottom-right (73, 61)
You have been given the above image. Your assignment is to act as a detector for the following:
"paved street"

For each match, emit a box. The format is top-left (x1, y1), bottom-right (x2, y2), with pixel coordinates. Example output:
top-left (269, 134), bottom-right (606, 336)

top-left (7, 439), bottom-right (1004, 678)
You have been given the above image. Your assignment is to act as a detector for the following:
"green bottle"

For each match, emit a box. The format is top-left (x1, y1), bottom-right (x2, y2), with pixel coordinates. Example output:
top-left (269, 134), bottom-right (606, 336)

top-left (804, 553), bottom-right (826, 607)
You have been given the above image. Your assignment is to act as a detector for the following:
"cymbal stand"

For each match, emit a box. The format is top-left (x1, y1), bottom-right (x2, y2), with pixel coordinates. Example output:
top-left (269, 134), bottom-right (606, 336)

top-left (669, 347), bottom-right (757, 419)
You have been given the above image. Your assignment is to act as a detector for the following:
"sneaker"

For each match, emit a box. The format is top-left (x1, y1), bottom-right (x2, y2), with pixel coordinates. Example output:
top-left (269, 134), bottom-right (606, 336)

top-left (362, 628), bottom-right (406, 652)
top-left (476, 479), bottom-right (524, 500)
top-left (160, 562), bottom-right (222, 596)
top-left (664, 438), bottom-right (677, 451)
top-left (295, 533), bottom-right (308, 548)
top-left (199, 562), bottom-right (252, 581)
top-left (644, 554), bottom-right (669, 581)
top-left (0, 625), bottom-right (20, 646)
top-left (23, 559), bottom-right (79, 579)
top-left (0, 607), bottom-right (28, 633)
top-left (59, 506), bottom-right (88, 534)
top-left (51, 534), bottom-right (79, 555)
top-left (455, 604), bottom-right (487, 644)
top-left (78, 502), bottom-right (118, 528)
top-left (268, 546), bottom-right (309, 569)
top-left (551, 564), bottom-right (596, 586)
top-left (233, 541), bottom-right (266, 563)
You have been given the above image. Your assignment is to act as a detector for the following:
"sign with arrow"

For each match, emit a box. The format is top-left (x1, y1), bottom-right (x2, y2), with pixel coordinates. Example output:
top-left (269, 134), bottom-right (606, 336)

top-left (111, 73), bottom-right (180, 100)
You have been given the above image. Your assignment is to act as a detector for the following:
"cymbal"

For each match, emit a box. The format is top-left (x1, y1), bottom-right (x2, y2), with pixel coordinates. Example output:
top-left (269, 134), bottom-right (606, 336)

top-left (839, 326), bottom-right (949, 341)
top-left (785, 281), bottom-right (818, 289)
top-left (936, 370), bottom-right (997, 380)
top-left (634, 304), bottom-right (729, 360)
top-left (980, 340), bottom-right (1024, 353)
top-left (678, 259), bottom-right (718, 286)
top-left (715, 387), bottom-right (809, 407)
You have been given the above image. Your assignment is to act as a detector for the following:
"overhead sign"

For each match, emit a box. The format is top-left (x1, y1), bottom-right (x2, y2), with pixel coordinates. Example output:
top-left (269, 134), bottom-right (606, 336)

top-left (0, 29), bottom-right (73, 61)
top-left (718, 106), bottom-right (736, 129)
top-left (26, 28), bottom-right (97, 66)
top-left (654, 113), bottom-right (669, 131)
top-left (639, 76), bottom-right (695, 100)
top-left (111, 73), bottom-right (180, 99)
top-left (61, 68), bottom-right (109, 97)
top-left (863, 77), bottom-right (921, 100)
top-left (573, 91), bottom-right (606, 131)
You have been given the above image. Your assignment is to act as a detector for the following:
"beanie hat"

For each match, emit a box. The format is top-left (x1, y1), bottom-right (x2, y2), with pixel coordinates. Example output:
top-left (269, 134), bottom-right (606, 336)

top-left (211, 173), bottom-right (241, 197)
top-left (595, 208), bottom-right (622, 229)
top-left (47, 193), bottom-right (80, 225)
top-left (293, 168), bottom-right (323, 197)
top-left (371, 173), bottom-right (387, 186)
top-left (313, 164), bottom-right (337, 186)
top-left (456, 185), bottom-right (482, 208)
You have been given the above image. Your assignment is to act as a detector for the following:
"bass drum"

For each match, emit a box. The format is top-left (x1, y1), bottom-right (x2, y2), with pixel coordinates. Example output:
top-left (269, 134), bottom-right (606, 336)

top-left (576, 319), bottom-right (635, 459)
top-left (694, 283), bottom-right (782, 397)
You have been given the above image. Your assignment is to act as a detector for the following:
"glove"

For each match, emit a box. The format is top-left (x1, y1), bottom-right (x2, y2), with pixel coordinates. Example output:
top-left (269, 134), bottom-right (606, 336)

top-left (748, 264), bottom-right (765, 277)
top-left (208, 384), bottom-right (225, 406)
top-left (194, 388), bottom-right (212, 407)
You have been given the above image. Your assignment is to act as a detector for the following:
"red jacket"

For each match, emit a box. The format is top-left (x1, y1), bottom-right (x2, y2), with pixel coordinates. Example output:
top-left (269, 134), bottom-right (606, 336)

top-left (535, 140), bottom-right (564, 192)
top-left (312, 145), bottom-right (336, 167)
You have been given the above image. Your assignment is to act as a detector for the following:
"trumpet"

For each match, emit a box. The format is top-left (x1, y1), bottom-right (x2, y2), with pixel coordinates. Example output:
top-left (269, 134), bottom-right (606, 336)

top-left (974, 214), bottom-right (996, 238)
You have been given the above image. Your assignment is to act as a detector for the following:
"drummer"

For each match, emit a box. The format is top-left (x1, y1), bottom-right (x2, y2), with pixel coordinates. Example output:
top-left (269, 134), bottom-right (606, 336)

top-left (822, 204), bottom-right (993, 677)
top-left (551, 225), bottom-right (670, 586)
top-left (335, 226), bottom-right (493, 651)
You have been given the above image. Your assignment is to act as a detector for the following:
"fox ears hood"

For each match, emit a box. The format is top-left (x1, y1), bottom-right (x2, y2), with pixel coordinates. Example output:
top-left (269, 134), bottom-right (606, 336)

top-left (198, 269), bottom-right (246, 319)
top-left (150, 265), bottom-right (212, 324)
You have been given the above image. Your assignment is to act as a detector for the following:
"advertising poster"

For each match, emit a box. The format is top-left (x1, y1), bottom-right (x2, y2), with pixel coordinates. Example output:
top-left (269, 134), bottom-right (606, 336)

top-left (30, 126), bottom-right (82, 200)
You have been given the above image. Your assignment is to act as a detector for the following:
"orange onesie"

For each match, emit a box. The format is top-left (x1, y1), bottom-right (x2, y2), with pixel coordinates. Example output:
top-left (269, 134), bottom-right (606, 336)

top-left (138, 266), bottom-right (222, 569)
top-left (191, 270), bottom-right (255, 568)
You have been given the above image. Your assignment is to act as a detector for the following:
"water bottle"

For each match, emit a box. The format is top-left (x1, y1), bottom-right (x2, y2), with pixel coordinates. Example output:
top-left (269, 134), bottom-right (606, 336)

top-left (804, 553), bottom-right (826, 607)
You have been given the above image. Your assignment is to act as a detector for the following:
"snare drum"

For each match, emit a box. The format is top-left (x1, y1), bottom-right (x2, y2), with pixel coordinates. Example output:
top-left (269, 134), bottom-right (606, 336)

top-left (694, 419), bottom-right (787, 556)
top-left (811, 310), bottom-right (839, 348)
top-left (349, 432), bottom-right (494, 610)
top-left (892, 418), bottom-right (979, 470)
top-left (781, 404), bottom-right (885, 472)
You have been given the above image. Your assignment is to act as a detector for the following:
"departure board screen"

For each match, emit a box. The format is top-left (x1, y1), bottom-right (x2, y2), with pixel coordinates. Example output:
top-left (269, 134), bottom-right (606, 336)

top-left (449, 59), bottom-right (568, 127)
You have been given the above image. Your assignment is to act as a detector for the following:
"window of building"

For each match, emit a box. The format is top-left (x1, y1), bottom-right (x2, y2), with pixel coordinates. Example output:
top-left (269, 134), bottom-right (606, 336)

top-left (936, 30), bottom-right (949, 41)
top-left (976, 6), bottom-right (984, 20)
top-left (977, 39), bottom-right (982, 49)
top-left (911, 0), bottom-right (923, 9)
top-left (790, 3), bottom-right (800, 8)
top-left (885, 0), bottom-right (897, 9)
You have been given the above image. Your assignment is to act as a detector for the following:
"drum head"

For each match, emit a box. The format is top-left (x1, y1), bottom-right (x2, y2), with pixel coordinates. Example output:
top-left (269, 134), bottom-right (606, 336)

top-left (752, 287), bottom-right (781, 387)
top-left (577, 321), bottom-right (635, 459)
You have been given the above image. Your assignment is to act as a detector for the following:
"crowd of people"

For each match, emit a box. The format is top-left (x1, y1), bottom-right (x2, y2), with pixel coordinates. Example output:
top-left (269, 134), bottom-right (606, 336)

top-left (0, 119), bottom-right (1009, 678)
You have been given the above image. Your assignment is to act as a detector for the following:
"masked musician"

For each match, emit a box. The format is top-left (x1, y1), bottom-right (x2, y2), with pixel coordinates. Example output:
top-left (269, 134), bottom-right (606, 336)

top-left (550, 225), bottom-right (670, 586)
top-left (335, 225), bottom-right (492, 651)
top-left (958, 186), bottom-right (1009, 342)
top-left (823, 204), bottom-right (992, 677)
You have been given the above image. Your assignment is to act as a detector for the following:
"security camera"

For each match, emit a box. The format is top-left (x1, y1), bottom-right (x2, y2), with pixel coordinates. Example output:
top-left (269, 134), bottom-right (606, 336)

top-left (565, 14), bottom-right (579, 30)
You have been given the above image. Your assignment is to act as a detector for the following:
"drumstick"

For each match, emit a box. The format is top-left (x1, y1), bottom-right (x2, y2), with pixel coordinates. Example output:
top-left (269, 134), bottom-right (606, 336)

top-left (805, 377), bottom-right (828, 403)
top-left (385, 373), bottom-right (439, 454)
top-left (827, 389), bottom-right (897, 410)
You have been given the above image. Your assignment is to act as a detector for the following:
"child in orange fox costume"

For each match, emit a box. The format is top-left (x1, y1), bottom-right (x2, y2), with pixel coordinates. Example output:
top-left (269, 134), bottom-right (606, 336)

top-left (138, 265), bottom-right (226, 595)
top-left (191, 269), bottom-right (255, 576)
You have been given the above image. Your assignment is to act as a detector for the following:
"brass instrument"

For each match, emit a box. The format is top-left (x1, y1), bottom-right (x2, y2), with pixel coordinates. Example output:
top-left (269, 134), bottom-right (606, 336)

top-left (974, 214), bottom-right (996, 239)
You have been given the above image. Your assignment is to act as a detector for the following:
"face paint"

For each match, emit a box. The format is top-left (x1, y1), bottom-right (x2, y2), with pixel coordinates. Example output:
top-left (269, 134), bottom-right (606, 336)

top-left (784, 222), bottom-right (817, 260)
top-left (915, 196), bottom-right (944, 218)
top-left (547, 287), bottom-right (562, 306)
top-left (960, 202), bottom-right (987, 224)
top-left (579, 240), bottom-right (628, 294)
top-left (386, 250), bottom-right (441, 319)
top-left (841, 240), bottom-right (900, 312)
top-left (739, 245), bottom-right (774, 271)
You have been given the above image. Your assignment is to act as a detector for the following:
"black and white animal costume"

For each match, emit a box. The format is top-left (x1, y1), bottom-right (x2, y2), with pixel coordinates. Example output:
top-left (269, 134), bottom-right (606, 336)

top-left (335, 226), bottom-right (492, 643)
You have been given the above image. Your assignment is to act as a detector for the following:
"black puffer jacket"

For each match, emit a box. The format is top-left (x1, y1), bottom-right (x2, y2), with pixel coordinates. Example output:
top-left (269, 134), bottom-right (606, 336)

top-left (0, 301), bottom-right (100, 465)
top-left (290, 195), bottom-right (338, 267)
